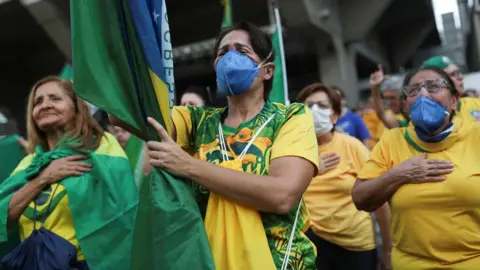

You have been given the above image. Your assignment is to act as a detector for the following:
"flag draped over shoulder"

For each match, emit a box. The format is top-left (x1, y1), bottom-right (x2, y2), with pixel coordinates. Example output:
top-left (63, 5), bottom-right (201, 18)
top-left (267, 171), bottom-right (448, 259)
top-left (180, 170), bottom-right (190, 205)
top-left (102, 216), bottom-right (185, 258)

top-left (0, 134), bottom-right (138, 269)
top-left (71, 1), bottom-right (214, 269)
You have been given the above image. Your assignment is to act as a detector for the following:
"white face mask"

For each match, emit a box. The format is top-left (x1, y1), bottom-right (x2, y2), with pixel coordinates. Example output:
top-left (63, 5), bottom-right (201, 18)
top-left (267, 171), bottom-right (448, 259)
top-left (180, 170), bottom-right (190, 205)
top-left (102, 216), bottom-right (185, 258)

top-left (310, 104), bottom-right (333, 134)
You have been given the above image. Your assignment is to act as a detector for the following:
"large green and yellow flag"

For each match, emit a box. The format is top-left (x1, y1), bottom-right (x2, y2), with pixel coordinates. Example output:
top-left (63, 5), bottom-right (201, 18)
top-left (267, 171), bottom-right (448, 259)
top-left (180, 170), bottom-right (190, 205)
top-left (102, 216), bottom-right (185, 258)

top-left (71, 0), bottom-right (214, 269)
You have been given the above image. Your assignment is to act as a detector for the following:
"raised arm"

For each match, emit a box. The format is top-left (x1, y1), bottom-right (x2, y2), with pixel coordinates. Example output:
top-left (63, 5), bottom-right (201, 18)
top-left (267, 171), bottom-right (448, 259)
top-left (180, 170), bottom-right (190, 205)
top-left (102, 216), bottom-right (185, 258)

top-left (370, 65), bottom-right (399, 129)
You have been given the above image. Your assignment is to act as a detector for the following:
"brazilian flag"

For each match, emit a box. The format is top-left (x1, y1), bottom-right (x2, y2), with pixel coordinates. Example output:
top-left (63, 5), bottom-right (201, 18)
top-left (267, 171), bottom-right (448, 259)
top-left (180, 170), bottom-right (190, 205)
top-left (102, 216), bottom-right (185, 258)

top-left (0, 134), bottom-right (138, 269)
top-left (71, 0), bottom-right (214, 269)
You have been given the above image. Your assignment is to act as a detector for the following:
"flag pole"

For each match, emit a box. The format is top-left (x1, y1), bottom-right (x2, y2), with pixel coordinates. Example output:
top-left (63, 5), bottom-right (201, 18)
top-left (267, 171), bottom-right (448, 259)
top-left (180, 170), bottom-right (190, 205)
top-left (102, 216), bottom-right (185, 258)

top-left (273, 7), bottom-right (289, 105)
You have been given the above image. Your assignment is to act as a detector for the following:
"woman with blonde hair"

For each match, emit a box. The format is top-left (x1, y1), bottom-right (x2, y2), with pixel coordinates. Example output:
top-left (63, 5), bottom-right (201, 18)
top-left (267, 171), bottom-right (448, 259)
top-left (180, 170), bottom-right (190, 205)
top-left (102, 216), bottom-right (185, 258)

top-left (0, 76), bottom-right (138, 270)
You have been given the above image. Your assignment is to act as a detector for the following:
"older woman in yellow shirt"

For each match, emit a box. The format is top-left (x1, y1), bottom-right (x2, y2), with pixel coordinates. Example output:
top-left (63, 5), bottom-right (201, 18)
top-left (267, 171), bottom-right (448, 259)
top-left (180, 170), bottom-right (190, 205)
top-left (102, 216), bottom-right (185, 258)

top-left (353, 66), bottom-right (480, 269)
top-left (297, 83), bottom-right (392, 270)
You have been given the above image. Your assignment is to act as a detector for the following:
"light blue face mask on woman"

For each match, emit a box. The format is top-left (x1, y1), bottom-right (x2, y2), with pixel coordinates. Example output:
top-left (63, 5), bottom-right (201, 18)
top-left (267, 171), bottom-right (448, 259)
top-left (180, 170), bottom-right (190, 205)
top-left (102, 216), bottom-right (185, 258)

top-left (409, 96), bottom-right (450, 134)
top-left (215, 50), bottom-right (271, 96)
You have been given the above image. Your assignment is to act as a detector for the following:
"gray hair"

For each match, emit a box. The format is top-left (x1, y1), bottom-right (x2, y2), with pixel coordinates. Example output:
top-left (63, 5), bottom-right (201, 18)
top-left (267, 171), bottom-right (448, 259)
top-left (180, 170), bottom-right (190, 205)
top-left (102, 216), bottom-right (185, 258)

top-left (381, 75), bottom-right (404, 93)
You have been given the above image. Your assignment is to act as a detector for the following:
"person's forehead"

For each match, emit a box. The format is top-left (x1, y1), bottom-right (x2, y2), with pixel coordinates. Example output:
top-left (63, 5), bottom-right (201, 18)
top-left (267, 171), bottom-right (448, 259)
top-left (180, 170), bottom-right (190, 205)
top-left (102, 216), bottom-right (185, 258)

top-left (383, 89), bottom-right (399, 96)
top-left (306, 91), bottom-right (330, 102)
top-left (35, 82), bottom-right (64, 98)
top-left (410, 70), bottom-right (442, 83)
top-left (182, 92), bottom-right (202, 99)
top-left (218, 30), bottom-right (252, 49)
top-left (113, 126), bottom-right (125, 132)
top-left (444, 64), bottom-right (460, 72)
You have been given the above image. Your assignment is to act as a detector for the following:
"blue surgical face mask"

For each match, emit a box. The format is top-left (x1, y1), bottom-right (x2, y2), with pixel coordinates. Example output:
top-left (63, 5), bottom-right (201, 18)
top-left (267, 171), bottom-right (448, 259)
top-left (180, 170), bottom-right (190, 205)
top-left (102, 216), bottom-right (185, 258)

top-left (215, 50), bottom-right (270, 96)
top-left (409, 96), bottom-right (450, 134)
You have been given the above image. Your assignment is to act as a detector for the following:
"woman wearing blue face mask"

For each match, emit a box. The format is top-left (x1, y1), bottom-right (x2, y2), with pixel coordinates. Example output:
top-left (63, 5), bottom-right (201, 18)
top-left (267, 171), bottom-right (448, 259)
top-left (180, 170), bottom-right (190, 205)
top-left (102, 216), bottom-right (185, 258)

top-left (297, 83), bottom-right (392, 270)
top-left (352, 67), bottom-right (480, 269)
top-left (144, 22), bottom-right (319, 269)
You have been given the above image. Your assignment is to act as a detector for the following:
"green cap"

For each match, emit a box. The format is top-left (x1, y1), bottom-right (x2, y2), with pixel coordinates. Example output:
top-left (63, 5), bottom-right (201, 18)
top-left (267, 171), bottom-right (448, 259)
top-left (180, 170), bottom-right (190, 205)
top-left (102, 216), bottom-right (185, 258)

top-left (421, 56), bottom-right (455, 70)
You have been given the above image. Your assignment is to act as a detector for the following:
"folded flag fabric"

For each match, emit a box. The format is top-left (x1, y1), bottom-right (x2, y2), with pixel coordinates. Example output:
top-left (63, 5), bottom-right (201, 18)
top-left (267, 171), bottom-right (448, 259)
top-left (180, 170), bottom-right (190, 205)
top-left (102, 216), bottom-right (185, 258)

top-left (124, 134), bottom-right (146, 189)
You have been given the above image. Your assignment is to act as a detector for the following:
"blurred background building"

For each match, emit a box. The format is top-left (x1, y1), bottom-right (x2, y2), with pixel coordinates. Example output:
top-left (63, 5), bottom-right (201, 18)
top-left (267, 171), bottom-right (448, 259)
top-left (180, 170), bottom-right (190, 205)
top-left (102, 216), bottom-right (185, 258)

top-left (0, 0), bottom-right (478, 134)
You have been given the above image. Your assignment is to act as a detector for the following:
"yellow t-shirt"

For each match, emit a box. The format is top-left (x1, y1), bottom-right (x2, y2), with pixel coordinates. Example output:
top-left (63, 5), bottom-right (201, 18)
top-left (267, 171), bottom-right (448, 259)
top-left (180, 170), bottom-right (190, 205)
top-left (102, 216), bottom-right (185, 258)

top-left (394, 112), bottom-right (405, 122)
top-left (305, 132), bottom-right (375, 251)
top-left (358, 115), bottom-right (480, 269)
top-left (19, 183), bottom-right (84, 260)
top-left (458, 97), bottom-right (480, 122)
top-left (172, 101), bottom-right (319, 269)
top-left (361, 110), bottom-right (385, 149)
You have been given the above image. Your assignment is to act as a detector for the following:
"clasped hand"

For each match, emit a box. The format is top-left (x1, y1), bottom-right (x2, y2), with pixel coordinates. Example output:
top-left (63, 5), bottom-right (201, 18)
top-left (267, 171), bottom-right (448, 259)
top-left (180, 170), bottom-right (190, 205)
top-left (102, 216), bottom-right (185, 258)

top-left (146, 117), bottom-right (192, 178)
top-left (37, 155), bottom-right (91, 185)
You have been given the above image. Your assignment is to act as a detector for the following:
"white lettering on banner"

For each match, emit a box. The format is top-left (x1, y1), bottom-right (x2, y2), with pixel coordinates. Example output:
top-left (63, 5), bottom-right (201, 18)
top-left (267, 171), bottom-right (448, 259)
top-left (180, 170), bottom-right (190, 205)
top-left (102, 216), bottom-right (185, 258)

top-left (161, 1), bottom-right (175, 109)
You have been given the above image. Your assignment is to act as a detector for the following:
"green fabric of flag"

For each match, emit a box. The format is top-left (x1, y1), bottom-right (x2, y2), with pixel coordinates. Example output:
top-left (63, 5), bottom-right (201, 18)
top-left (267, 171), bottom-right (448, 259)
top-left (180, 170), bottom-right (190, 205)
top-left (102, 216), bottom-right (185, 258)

top-left (0, 135), bottom-right (24, 259)
top-left (0, 134), bottom-right (138, 269)
top-left (71, 1), bottom-right (214, 269)
top-left (270, 30), bottom-right (286, 104)
top-left (124, 135), bottom-right (145, 189)
top-left (59, 64), bottom-right (73, 81)
top-left (0, 135), bottom-right (24, 183)
top-left (221, 0), bottom-right (233, 28)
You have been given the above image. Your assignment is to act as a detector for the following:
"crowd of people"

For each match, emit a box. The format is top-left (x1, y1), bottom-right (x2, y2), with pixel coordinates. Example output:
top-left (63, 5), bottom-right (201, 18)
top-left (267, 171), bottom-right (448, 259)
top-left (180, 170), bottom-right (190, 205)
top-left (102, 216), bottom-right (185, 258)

top-left (1, 20), bottom-right (480, 270)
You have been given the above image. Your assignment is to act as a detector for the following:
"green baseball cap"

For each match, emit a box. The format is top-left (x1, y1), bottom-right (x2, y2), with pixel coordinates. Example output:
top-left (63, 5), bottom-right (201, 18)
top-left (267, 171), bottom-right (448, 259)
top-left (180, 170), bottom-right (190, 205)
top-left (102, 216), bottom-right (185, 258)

top-left (421, 56), bottom-right (455, 70)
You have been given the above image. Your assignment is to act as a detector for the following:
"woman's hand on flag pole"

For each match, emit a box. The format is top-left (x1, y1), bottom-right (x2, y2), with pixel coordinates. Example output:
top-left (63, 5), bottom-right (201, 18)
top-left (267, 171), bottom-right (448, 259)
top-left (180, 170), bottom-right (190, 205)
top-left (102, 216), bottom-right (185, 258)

top-left (146, 117), bottom-right (193, 178)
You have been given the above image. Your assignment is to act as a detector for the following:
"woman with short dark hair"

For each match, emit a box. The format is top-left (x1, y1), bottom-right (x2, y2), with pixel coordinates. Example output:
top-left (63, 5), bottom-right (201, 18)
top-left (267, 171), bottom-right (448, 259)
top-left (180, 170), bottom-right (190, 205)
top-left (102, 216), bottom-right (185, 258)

top-left (297, 83), bottom-right (392, 270)
top-left (144, 21), bottom-right (319, 269)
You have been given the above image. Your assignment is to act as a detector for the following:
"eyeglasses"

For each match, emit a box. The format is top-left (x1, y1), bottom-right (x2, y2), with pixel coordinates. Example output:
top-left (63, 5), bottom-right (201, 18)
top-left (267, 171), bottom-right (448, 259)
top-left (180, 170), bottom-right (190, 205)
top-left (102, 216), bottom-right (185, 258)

top-left (403, 79), bottom-right (451, 97)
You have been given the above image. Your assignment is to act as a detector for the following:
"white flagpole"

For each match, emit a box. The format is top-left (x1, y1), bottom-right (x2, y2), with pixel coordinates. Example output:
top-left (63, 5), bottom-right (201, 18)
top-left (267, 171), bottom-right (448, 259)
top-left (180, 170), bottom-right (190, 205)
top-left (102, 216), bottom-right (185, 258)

top-left (273, 7), bottom-right (290, 105)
